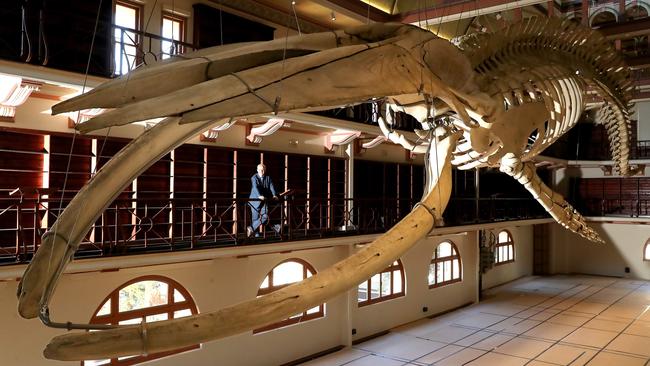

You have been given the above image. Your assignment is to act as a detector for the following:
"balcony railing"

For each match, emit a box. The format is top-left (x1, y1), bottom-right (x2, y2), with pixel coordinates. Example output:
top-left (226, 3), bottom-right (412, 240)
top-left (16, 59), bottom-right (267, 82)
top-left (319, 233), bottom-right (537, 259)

top-left (0, 189), bottom-right (547, 265)
top-left (576, 198), bottom-right (650, 218)
top-left (112, 24), bottom-right (197, 76)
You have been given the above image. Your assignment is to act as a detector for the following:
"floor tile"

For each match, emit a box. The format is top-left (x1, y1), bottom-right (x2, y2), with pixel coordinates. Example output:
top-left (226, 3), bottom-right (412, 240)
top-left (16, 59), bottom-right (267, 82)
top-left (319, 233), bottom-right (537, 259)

top-left (453, 331), bottom-right (494, 347)
top-left (624, 320), bottom-right (650, 337)
top-left (487, 318), bottom-right (541, 334)
top-left (568, 301), bottom-right (609, 315)
top-left (526, 361), bottom-right (556, 366)
top-left (548, 312), bottom-right (591, 327)
top-left (298, 276), bottom-right (650, 366)
top-left (465, 352), bottom-right (527, 366)
top-left (600, 304), bottom-right (646, 319)
top-left (562, 328), bottom-right (619, 348)
top-left (550, 299), bottom-right (581, 310)
top-left (344, 354), bottom-right (406, 366)
top-left (415, 344), bottom-right (464, 364)
top-left (512, 307), bottom-right (547, 319)
top-left (393, 318), bottom-right (445, 338)
top-left (494, 337), bottom-right (551, 359)
top-left (471, 333), bottom-right (515, 351)
top-left (422, 325), bottom-right (477, 344)
top-left (356, 333), bottom-right (447, 360)
top-left (300, 348), bottom-right (370, 366)
top-left (582, 317), bottom-right (629, 333)
top-left (535, 344), bottom-right (596, 365)
top-left (523, 322), bottom-right (577, 341)
top-left (452, 313), bottom-right (508, 329)
top-left (606, 333), bottom-right (650, 357)
top-left (528, 310), bottom-right (561, 322)
top-left (584, 351), bottom-right (647, 366)
top-left (434, 348), bottom-right (486, 366)
top-left (474, 303), bottom-right (528, 317)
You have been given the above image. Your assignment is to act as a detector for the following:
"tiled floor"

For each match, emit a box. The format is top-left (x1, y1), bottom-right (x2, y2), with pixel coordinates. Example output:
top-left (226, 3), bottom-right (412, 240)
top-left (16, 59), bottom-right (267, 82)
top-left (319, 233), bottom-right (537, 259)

top-left (300, 275), bottom-right (650, 365)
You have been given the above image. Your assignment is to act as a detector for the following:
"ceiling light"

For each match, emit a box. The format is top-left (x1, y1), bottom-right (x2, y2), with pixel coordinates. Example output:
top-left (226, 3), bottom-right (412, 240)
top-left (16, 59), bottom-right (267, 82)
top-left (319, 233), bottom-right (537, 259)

top-left (331, 11), bottom-right (336, 21)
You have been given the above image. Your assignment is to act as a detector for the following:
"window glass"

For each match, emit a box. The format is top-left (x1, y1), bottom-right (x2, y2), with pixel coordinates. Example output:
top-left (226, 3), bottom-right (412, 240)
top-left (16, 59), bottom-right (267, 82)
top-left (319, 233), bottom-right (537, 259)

top-left (114, 2), bottom-right (141, 75)
top-left (429, 241), bottom-right (462, 288)
top-left (84, 276), bottom-right (199, 366)
top-left (255, 259), bottom-right (324, 333)
top-left (161, 14), bottom-right (184, 59)
top-left (118, 281), bottom-right (168, 312)
top-left (495, 230), bottom-right (515, 265)
top-left (358, 259), bottom-right (405, 306)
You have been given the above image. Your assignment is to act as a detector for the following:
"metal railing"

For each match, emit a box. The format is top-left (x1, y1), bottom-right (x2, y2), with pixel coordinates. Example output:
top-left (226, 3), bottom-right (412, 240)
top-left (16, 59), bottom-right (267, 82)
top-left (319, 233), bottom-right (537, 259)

top-left (575, 198), bottom-right (650, 218)
top-left (633, 140), bottom-right (650, 159)
top-left (0, 190), bottom-right (547, 265)
top-left (112, 24), bottom-right (197, 76)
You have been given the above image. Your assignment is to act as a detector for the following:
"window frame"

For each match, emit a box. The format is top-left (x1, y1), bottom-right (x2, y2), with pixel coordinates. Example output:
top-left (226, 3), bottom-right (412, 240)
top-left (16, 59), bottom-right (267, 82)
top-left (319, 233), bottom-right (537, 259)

top-left (357, 259), bottom-right (405, 307)
top-left (494, 229), bottom-right (515, 265)
top-left (429, 240), bottom-right (462, 289)
top-left (644, 238), bottom-right (650, 261)
top-left (83, 275), bottom-right (199, 366)
top-left (254, 258), bottom-right (324, 333)
top-left (113, 0), bottom-right (144, 75)
top-left (161, 11), bottom-right (187, 59)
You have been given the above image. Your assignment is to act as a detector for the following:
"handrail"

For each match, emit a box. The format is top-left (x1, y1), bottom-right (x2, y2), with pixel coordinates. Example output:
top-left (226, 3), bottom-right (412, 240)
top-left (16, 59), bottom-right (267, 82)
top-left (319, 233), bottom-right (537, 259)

top-left (112, 24), bottom-right (198, 75)
top-left (0, 189), bottom-right (547, 265)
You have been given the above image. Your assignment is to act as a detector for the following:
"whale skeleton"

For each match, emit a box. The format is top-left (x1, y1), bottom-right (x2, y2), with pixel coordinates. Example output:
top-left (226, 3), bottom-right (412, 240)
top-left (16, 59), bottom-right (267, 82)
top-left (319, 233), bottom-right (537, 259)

top-left (16, 19), bottom-right (633, 361)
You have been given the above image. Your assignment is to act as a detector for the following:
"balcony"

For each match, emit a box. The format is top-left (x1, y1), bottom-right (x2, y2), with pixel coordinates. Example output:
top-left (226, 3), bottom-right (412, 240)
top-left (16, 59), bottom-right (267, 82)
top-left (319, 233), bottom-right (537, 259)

top-left (0, 188), bottom-right (547, 265)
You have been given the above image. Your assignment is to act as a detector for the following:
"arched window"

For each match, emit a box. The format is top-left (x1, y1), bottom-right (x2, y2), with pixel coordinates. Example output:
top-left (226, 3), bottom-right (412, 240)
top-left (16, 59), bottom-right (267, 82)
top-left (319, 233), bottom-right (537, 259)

top-left (429, 241), bottom-right (461, 288)
top-left (625, 4), bottom-right (649, 20)
top-left (495, 230), bottom-right (515, 265)
top-left (590, 8), bottom-right (618, 27)
top-left (83, 276), bottom-right (198, 366)
top-left (357, 259), bottom-right (405, 306)
top-left (644, 239), bottom-right (650, 260)
top-left (254, 259), bottom-right (324, 333)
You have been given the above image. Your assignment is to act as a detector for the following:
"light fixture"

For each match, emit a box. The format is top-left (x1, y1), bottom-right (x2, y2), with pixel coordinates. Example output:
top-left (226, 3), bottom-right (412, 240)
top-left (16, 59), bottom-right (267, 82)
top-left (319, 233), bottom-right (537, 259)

top-left (291, 1), bottom-right (296, 5)
top-left (331, 11), bottom-right (336, 21)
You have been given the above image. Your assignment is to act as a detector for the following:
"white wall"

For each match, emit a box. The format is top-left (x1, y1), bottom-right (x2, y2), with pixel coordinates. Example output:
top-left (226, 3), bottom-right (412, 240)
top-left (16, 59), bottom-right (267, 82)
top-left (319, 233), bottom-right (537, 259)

top-left (481, 225), bottom-right (534, 290)
top-left (635, 101), bottom-right (650, 141)
top-left (549, 221), bottom-right (650, 279)
top-left (0, 227), bottom-right (494, 366)
top-left (351, 232), bottom-right (479, 340)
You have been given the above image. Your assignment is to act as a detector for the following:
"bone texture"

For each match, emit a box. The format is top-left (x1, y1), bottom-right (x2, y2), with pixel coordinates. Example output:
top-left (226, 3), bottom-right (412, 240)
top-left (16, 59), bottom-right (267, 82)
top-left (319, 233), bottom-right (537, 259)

top-left (16, 18), bottom-right (634, 361)
top-left (499, 153), bottom-right (604, 243)
top-left (456, 17), bottom-right (633, 175)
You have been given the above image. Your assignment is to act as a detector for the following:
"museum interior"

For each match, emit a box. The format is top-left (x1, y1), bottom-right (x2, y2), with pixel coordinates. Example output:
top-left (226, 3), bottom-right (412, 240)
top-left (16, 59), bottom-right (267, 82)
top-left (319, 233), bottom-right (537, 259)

top-left (2, 0), bottom-right (650, 365)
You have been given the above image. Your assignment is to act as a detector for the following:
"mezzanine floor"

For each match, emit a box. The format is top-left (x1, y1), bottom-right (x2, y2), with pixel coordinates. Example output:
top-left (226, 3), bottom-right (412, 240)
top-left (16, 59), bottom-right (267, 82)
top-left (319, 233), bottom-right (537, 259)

top-left (302, 275), bottom-right (650, 366)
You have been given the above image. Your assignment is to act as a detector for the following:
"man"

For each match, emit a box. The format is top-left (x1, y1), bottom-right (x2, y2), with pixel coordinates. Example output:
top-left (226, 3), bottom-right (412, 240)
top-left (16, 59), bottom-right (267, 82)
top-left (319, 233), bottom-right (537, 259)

top-left (247, 163), bottom-right (280, 237)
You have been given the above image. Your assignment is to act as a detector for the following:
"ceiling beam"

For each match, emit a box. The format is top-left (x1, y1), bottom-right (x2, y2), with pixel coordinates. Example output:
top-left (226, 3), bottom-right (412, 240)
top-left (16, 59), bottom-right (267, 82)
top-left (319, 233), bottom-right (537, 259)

top-left (208, 0), bottom-right (327, 33)
top-left (598, 18), bottom-right (650, 40)
top-left (312, 0), bottom-right (393, 23)
top-left (399, 0), bottom-right (549, 25)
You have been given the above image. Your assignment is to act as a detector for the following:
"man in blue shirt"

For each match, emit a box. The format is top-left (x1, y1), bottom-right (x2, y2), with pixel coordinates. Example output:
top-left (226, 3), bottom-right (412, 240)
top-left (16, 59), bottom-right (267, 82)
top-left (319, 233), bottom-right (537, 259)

top-left (247, 163), bottom-right (279, 237)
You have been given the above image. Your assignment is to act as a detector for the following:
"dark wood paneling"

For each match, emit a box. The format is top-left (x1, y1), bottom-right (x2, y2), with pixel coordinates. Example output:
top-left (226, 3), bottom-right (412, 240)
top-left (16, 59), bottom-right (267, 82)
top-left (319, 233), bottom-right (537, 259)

top-left (192, 4), bottom-right (274, 49)
top-left (173, 145), bottom-right (204, 201)
top-left (287, 154), bottom-right (307, 197)
top-left (235, 150), bottom-right (260, 199)
top-left (206, 148), bottom-right (234, 200)
top-left (48, 135), bottom-right (92, 193)
top-left (263, 152), bottom-right (285, 194)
